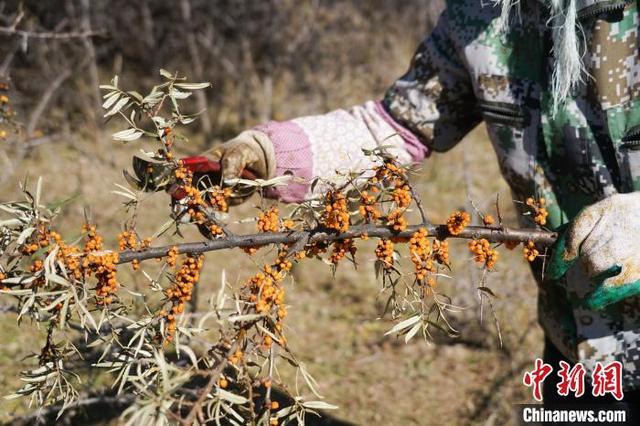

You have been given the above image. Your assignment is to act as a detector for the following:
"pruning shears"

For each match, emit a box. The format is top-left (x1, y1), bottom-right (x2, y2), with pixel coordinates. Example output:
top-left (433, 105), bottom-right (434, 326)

top-left (124, 154), bottom-right (257, 199)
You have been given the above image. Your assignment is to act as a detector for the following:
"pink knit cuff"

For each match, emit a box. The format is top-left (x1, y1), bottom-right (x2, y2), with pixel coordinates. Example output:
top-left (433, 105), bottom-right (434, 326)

top-left (374, 101), bottom-right (430, 162)
top-left (254, 121), bottom-right (313, 203)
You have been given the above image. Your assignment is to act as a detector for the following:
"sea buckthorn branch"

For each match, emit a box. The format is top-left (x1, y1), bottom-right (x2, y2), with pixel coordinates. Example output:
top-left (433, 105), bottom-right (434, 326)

top-left (115, 224), bottom-right (557, 265)
top-left (0, 72), bottom-right (566, 424)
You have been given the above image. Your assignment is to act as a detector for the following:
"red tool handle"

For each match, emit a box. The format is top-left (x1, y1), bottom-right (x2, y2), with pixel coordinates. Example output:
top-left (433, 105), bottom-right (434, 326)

top-left (180, 156), bottom-right (257, 180)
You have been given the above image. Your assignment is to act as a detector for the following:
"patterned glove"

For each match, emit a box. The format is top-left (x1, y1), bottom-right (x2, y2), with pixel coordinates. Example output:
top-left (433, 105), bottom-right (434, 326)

top-left (548, 193), bottom-right (640, 310)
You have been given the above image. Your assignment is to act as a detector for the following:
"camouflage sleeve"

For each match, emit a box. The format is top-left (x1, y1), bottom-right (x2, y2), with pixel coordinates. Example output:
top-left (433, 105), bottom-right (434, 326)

top-left (383, 8), bottom-right (481, 152)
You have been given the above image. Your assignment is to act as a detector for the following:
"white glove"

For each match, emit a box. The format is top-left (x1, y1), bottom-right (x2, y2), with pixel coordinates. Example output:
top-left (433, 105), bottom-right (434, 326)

top-left (552, 192), bottom-right (640, 309)
top-left (207, 130), bottom-right (276, 180)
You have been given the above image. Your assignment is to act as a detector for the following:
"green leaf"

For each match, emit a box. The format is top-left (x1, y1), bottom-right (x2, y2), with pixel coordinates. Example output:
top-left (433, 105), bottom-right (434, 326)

top-left (384, 314), bottom-right (420, 336)
top-left (104, 96), bottom-right (129, 117)
top-left (169, 88), bottom-right (192, 99)
top-left (102, 92), bottom-right (121, 109)
top-left (218, 389), bottom-right (249, 405)
top-left (174, 82), bottom-right (211, 90)
top-left (159, 69), bottom-right (174, 79)
top-left (302, 400), bottom-right (339, 410)
top-left (112, 128), bottom-right (144, 142)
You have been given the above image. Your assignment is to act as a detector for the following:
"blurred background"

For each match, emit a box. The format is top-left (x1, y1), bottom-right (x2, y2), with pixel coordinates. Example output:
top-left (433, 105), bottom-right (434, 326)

top-left (0, 1), bottom-right (542, 424)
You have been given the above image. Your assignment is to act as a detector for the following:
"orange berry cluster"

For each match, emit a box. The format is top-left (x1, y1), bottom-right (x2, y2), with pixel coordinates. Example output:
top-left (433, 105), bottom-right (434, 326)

top-left (85, 252), bottom-right (119, 305)
top-left (373, 159), bottom-right (405, 183)
top-left (23, 225), bottom-right (82, 285)
top-left (323, 190), bottom-right (350, 232)
top-left (83, 224), bottom-right (104, 252)
top-left (117, 230), bottom-right (151, 270)
top-left (166, 246), bottom-right (179, 267)
top-left (19, 223), bottom-right (123, 305)
top-left (432, 239), bottom-right (450, 267)
top-left (409, 228), bottom-right (434, 282)
top-left (243, 250), bottom-right (292, 345)
top-left (375, 239), bottom-right (395, 270)
top-left (373, 161), bottom-right (412, 232)
top-left (162, 254), bottom-right (204, 343)
top-left (523, 241), bottom-right (539, 262)
top-left (184, 184), bottom-right (207, 223)
top-left (330, 238), bottom-right (356, 265)
top-left (392, 180), bottom-right (412, 209)
top-left (207, 224), bottom-right (224, 237)
top-left (526, 197), bottom-right (548, 226)
top-left (468, 238), bottom-right (499, 270)
top-left (117, 230), bottom-right (137, 251)
top-left (386, 209), bottom-right (408, 232)
top-left (258, 207), bottom-right (280, 233)
top-left (446, 211), bottom-right (471, 236)
top-left (19, 224), bottom-right (52, 256)
top-left (174, 163), bottom-right (190, 181)
top-left (174, 165), bottom-right (207, 223)
top-left (358, 190), bottom-right (381, 223)
top-left (208, 187), bottom-right (233, 213)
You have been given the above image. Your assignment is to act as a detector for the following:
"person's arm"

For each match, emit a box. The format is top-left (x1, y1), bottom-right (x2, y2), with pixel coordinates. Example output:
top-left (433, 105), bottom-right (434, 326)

top-left (204, 8), bottom-right (481, 202)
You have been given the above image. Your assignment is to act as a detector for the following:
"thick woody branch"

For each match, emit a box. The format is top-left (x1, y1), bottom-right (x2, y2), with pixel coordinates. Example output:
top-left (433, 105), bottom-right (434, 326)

top-left (116, 224), bottom-right (557, 265)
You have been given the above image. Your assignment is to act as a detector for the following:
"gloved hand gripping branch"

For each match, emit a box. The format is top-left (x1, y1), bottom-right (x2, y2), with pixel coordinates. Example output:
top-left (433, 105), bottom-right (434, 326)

top-left (548, 193), bottom-right (640, 310)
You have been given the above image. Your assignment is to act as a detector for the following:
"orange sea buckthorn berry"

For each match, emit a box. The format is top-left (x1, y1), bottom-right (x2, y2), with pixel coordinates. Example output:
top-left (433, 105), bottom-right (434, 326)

top-left (468, 238), bottom-right (498, 270)
top-left (359, 190), bottom-right (381, 223)
top-left (525, 197), bottom-right (549, 226)
top-left (258, 207), bottom-right (280, 233)
top-left (409, 228), bottom-right (434, 281)
top-left (386, 209), bottom-right (408, 232)
top-left (161, 253), bottom-right (205, 342)
top-left (323, 190), bottom-right (350, 232)
top-left (330, 239), bottom-right (356, 265)
top-left (432, 239), bottom-right (450, 267)
top-left (483, 215), bottom-right (495, 226)
top-left (392, 181), bottom-right (412, 209)
top-left (523, 241), bottom-right (539, 262)
top-left (375, 239), bottom-right (395, 270)
top-left (447, 210), bottom-right (470, 235)
top-left (166, 246), bottom-right (179, 267)
top-left (209, 187), bottom-right (232, 212)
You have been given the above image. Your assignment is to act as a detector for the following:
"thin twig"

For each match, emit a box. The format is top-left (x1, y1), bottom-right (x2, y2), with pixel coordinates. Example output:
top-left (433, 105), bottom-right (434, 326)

top-left (0, 27), bottom-right (104, 40)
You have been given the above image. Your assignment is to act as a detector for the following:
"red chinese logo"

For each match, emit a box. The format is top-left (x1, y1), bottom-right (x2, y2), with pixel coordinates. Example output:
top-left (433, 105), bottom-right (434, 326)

top-left (592, 361), bottom-right (623, 401)
top-left (523, 359), bottom-right (553, 401)
top-left (556, 360), bottom-right (586, 397)
top-left (523, 359), bottom-right (624, 401)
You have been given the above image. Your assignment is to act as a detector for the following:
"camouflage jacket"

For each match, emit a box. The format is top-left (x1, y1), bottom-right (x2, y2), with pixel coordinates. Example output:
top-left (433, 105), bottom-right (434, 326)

top-left (384, 0), bottom-right (640, 389)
